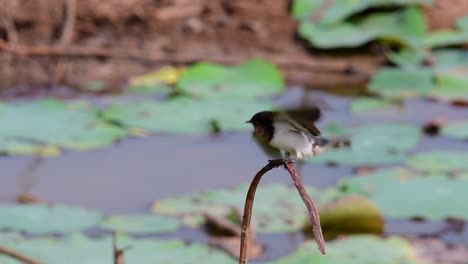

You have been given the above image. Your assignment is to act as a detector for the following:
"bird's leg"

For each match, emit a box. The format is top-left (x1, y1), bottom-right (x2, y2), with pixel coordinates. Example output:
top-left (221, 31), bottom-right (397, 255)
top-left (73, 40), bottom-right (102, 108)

top-left (284, 152), bottom-right (293, 164)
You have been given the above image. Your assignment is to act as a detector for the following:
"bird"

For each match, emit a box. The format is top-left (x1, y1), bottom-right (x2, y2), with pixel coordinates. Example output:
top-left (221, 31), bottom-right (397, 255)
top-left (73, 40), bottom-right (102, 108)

top-left (246, 108), bottom-right (349, 160)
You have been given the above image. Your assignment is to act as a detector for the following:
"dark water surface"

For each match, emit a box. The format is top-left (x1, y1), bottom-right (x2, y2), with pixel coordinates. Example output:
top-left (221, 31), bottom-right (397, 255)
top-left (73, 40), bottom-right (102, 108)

top-left (1, 88), bottom-right (468, 260)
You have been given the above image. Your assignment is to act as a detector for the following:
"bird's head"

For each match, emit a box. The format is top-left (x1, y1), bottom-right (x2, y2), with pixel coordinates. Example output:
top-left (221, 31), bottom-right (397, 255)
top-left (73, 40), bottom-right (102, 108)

top-left (246, 111), bottom-right (275, 139)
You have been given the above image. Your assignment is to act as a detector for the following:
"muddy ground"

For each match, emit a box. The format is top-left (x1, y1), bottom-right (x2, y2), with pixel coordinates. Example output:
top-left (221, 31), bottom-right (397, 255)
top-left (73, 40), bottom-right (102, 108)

top-left (0, 0), bottom-right (467, 97)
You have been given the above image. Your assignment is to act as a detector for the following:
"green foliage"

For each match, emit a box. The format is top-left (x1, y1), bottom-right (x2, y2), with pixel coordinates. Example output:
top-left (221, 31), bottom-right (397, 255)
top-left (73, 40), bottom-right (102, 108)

top-left (275, 235), bottom-right (423, 264)
top-left (350, 97), bottom-right (394, 113)
top-left (0, 204), bottom-right (102, 234)
top-left (0, 99), bottom-right (126, 155)
top-left (318, 196), bottom-right (384, 239)
top-left (102, 97), bottom-right (274, 134)
top-left (310, 123), bottom-right (420, 166)
top-left (0, 234), bottom-right (236, 264)
top-left (341, 168), bottom-right (468, 220)
top-left (101, 215), bottom-right (180, 234)
top-left (298, 7), bottom-right (426, 48)
top-left (407, 151), bottom-right (468, 173)
top-left (153, 183), bottom-right (341, 233)
top-left (368, 68), bottom-right (434, 98)
top-left (177, 59), bottom-right (284, 99)
top-left (292, 0), bottom-right (432, 23)
top-left (442, 120), bottom-right (468, 140)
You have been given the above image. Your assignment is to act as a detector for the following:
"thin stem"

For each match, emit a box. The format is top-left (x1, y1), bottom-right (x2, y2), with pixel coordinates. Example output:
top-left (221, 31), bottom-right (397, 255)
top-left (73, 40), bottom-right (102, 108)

top-left (239, 159), bottom-right (285, 264)
top-left (0, 244), bottom-right (42, 264)
top-left (285, 162), bottom-right (326, 254)
top-left (239, 159), bottom-right (326, 264)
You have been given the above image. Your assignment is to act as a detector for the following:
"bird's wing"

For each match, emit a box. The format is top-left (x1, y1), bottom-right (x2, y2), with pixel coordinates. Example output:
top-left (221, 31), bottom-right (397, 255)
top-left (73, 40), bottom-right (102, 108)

top-left (276, 109), bottom-right (321, 136)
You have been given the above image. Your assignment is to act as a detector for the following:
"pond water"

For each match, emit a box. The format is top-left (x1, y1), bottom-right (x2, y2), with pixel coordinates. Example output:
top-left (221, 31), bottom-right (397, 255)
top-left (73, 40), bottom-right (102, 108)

top-left (1, 87), bottom-right (468, 260)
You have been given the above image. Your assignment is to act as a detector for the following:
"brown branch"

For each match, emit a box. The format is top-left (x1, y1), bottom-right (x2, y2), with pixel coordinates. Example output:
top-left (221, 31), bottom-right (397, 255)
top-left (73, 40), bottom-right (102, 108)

top-left (0, 39), bottom-right (376, 75)
top-left (0, 244), bottom-right (42, 264)
top-left (284, 162), bottom-right (326, 254)
top-left (239, 159), bottom-right (326, 264)
top-left (58, 0), bottom-right (76, 47)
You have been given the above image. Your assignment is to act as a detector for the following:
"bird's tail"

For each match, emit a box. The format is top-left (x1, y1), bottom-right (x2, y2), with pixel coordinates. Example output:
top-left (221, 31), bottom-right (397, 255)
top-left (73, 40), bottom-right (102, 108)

top-left (313, 137), bottom-right (351, 154)
top-left (319, 137), bottom-right (351, 148)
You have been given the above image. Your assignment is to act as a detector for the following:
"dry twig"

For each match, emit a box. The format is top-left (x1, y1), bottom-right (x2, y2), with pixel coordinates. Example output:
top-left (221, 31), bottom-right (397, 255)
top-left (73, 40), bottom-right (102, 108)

top-left (0, 245), bottom-right (42, 264)
top-left (0, 39), bottom-right (375, 76)
top-left (239, 159), bottom-right (326, 264)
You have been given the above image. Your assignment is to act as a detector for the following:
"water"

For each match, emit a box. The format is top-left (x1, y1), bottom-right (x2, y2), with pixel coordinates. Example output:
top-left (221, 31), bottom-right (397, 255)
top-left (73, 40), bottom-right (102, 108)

top-left (1, 88), bottom-right (467, 260)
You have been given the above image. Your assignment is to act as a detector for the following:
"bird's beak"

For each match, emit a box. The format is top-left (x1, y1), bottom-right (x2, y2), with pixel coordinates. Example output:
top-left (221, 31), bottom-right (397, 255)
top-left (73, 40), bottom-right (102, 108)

top-left (245, 120), bottom-right (252, 124)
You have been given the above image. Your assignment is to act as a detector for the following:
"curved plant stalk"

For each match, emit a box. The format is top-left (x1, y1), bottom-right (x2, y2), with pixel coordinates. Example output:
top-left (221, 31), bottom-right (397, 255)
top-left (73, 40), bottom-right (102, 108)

top-left (0, 244), bottom-right (42, 264)
top-left (239, 159), bottom-right (326, 264)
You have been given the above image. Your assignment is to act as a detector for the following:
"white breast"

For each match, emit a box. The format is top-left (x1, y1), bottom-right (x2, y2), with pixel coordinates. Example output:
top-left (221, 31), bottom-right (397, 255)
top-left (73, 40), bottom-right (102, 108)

top-left (269, 122), bottom-right (314, 159)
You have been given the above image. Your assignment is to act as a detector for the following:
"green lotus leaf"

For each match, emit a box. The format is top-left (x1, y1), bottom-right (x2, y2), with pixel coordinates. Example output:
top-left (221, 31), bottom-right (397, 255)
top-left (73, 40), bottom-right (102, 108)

top-left (310, 123), bottom-right (420, 166)
top-left (442, 120), bottom-right (468, 140)
top-left (407, 151), bottom-right (468, 173)
top-left (341, 168), bottom-right (468, 220)
top-left (0, 204), bottom-right (102, 234)
top-left (152, 183), bottom-right (341, 233)
top-left (101, 214), bottom-right (180, 234)
top-left (275, 235), bottom-right (423, 264)
top-left (298, 7), bottom-right (426, 48)
top-left (176, 59), bottom-right (284, 99)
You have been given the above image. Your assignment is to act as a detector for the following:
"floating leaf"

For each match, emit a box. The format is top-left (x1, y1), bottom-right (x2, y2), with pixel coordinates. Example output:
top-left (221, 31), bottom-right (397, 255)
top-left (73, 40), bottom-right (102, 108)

top-left (0, 139), bottom-right (60, 156)
top-left (407, 151), bottom-right (468, 173)
top-left (292, 0), bottom-right (433, 23)
top-left (368, 68), bottom-right (434, 98)
top-left (102, 97), bottom-right (274, 134)
top-left (0, 99), bottom-right (127, 153)
top-left (310, 123), bottom-right (420, 166)
top-left (430, 74), bottom-right (468, 101)
top-left (350, 97), bottom-right (394, 113)
top-left (153, 183), bottom-right (340, 233)
top-left (425, 16), bottom-right (468, 48)
top-left (341, 168), bottom-right (468, 220)
top-left (0, 204), bottom-right (102, 234)
top-left (442, 120), bottom-right (468, 140)
top-left (101, 214), bottom-right (180, 234)
top-left (128, 66), bottom-right (184, 94)
top-left (298, 7), bottom-right (427, 48)
top-left (176, 59), bottom-right (284, 99)
top-left (316, 196), bottom-right (384, 240)
top-left (0, 234), bottom-right (236, 264)
top-left (276, 235), bottom-right (423, 264)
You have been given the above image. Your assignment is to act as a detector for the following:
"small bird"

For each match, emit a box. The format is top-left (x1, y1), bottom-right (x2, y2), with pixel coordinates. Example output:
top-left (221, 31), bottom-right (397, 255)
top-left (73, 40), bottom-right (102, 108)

top-left (246, 108), bottom-right (349, 160)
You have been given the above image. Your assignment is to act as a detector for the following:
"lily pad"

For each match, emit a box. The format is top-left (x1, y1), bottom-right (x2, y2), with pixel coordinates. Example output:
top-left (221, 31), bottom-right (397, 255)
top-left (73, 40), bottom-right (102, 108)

top-left (298, 7), bottom-right (427, 49)
top-left (292, 0), bottom-right (433, 23)
top-left (152, 183), bottom-right (341, 233)
top-left (102, 97), bottom-right (274, 134)
top-left (0, 99), bottom-right (127, 153)
top-left (316, 195), bottom-right (384, 240)
top-left (407, 151), bottom-right (468, 173)
top-left (128, 66), bottom-right (184, 95)
top-left (425, 16), bottom-right (468, 48)
top-left (442, 120), bottom-right (468, 140)
top-left (0, 234), bottom-right (236, 264)
top-left (341, 168), bottom-right (468, 220)
top-left (310, 123), bottom-right (420, 166)
top-left (275, 235), bottom-right (423, 264)
top-left (0, 139), bottom-right (60, 156)
top-left (176, 59), bottom-right (284, 99)
top-left (430, 74), bottom-right (468, 101)
top-left (0, 204), bottom-right (102, 234)
top-left (368, 68), bottom-right (434, 98)
top-left (101, 214), bottom-right (180, 234)
top-left (350, 97), bottom-right (394, 113)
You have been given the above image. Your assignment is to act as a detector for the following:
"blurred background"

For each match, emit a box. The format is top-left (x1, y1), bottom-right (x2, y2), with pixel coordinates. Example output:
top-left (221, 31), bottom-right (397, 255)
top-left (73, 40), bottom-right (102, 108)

top-left (1, 0), bottom-right (468, 263)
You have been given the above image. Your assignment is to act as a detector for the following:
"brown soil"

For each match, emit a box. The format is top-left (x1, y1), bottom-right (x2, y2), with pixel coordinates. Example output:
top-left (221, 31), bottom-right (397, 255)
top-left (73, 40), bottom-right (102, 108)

top-left (0, 0), bottom-right (466, 98)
